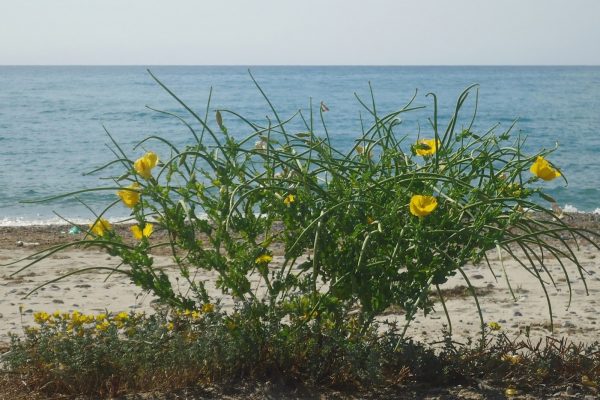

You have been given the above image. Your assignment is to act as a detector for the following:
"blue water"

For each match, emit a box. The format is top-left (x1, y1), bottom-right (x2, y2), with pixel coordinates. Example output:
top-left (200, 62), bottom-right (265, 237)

top-left (1, 66), bottom-right (599, 225)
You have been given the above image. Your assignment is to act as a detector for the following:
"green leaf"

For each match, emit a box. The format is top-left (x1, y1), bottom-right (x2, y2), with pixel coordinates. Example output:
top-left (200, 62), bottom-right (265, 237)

top-left (216, 110), bottom-right (228, 134)
top-left (538, 192), bottom-right (556, 203)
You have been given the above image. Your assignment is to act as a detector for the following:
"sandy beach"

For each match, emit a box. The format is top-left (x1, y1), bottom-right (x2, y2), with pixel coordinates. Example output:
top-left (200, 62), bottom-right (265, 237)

top-left (1, 214), bottom-right (599, 346)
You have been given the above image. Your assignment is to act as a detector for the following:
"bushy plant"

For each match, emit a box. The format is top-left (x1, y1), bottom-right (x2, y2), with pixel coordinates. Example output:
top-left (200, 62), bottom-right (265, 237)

top-left (9, 72), bottom-right (598, 337)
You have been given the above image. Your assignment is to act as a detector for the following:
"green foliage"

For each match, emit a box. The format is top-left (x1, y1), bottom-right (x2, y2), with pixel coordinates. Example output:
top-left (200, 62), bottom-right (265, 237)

top-left (4, 310), bottom-right (600, 398)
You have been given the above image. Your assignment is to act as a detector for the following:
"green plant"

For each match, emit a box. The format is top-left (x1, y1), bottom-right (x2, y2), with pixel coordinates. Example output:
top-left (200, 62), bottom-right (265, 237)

top-left (7, 72), bottom-right (599, 339)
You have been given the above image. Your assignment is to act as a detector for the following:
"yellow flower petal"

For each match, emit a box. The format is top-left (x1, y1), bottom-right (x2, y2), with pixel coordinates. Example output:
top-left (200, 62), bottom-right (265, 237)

top-left (89, 218), bottom-right (112, 236)
top-left (530, 156), bottom-right (561, 181)
top-left (255, 254), bottom-right (273, 264)
top-left (144, 223), bottom-right (153, 237)
top-left (283, 194), bottom-right (296, 206)
top-left (117, 183), bottom-right (141, 208)
top-left (415, 138), bottom-right (440, 156)
top-left (409, 195), bottom-right (438, 217)
top-left (33, 311), bottom-right (50, 324)
top-left (131, 223), bottom-right (153, 240)
top-left (201, 303), bottom-right (214, 313)
top-left (134, 151), bottom-right (159, 179)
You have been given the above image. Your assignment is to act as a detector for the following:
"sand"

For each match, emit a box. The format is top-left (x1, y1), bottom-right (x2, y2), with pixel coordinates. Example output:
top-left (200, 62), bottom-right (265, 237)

top-left (1, 217), bottom-right (599, 346)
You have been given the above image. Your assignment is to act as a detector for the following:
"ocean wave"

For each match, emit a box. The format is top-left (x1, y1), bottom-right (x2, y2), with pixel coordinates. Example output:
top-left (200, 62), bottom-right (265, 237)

top-left (0, 215), bottom-right (131, 227)
top-left (0, 213), bottom-right (211, 227)
top-left (562, 204), bottom-right (600, 215)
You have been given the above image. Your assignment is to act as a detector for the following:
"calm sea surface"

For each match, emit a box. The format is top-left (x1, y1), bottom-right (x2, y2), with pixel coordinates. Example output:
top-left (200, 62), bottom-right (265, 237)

top-left (1, 66), bottom-right (599, 225)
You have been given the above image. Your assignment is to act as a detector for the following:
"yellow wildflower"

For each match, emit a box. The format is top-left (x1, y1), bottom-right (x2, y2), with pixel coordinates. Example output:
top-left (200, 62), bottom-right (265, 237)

top-left (582, 375), bottom-right (598, 388)
top-left (33, 311), bottom-right (51, 324)
top-left (202, 303), bottom-right (215, 313)
top-left (52, 311), bottom-right (61, 319)
top-left (255, 254), bottom-right (273, 265)
top-left (134, 151), bottom-right (158, 179)
top-left (83, 314), bottom-right (95, 324)
top-left (191, 310), bottom-right (201, 319)
top-left (117, 183), bottom-right (141, 208)
top-left (95, 320), bottom-right (110, 332)
top-left (502, 354), bottom-right (522, 364)
top-left (283, 194), bottom-right (296, 206)
top-left (131, 223), bottom-right (153, 240)
top-left (166, 322), bottom-right (174, 331)
top-left (114, 311), bottom-right (129, 322)
top-left (89, 218), bottom-right (112, 237)
top-left (415, 138), bottom-right (440, 156)
top-left (409, 195), bottom-right (438, 217)
top-left (530, 156), bottom-right (561, 181)
top-left (95, 313), bottom-right (107, 322)
top-left (70, 311), bottom-right (90, 326)
top-left (488, 321), bottom-right (501, 331)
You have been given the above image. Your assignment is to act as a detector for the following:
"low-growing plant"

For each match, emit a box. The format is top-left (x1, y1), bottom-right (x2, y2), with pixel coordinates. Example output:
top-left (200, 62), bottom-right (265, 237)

top-left (4, 309), bottom-right (599, 398)
top-left (6, 71), bottom-right (599, 340)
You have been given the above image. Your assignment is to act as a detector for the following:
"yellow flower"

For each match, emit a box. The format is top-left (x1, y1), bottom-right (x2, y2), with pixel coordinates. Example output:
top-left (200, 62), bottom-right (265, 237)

top-left (83, 314), bottom-right (95, 324)
top-left (166, 322), bottom-right (174, 331)
top-left (409, 195), bottom-right (438, 217)
top-left (415, 138), bottom-right (440, 156)
top-left (255, 254), bottom-right (273, 265)
top-left (134, 151), bottom-right (158, 179)
top-left (70, 311), bottom-right (86, 326)
top-left (117, 183), bottom-right (141, 208)
top-left (283, 194), bottom-right (296, 206)
top-left (95, 313), bottom-right (107, 322)
top-left (582, 375), bottom-right (598, 388)
top-left (114, 311), bottom-right (129, 323)
top-left (131, 223), bottom-right (153, 240)
top-left (502, 354), bottom-right (522, 364)
top-left (488, 321), bottom-right (501, 331)
top-left (89, 218), bottom-right (112, 237)
top-left (95, 320), bottom-right (110, 332)
top-left (201, 303), bottom-right (215, 313)
top-left (530, 156), bottom-right (561, 181)
top-left (33, 311), bottom-right (51, 324)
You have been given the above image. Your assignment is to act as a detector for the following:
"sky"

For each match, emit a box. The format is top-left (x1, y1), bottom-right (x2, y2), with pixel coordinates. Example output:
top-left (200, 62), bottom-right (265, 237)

top-left (1, 0), bottom-right (599, 65)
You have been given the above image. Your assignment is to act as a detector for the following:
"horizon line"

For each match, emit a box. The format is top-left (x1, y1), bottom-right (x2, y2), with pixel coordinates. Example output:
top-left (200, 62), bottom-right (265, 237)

top-left (1, 64), bottom-right (599, 68)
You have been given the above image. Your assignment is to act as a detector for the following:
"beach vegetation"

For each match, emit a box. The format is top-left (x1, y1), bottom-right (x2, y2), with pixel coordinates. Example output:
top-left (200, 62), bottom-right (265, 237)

top-left (13, 72), bottom-right (595, 337)
top-left (3, 309), bottom-right (600, 398)
top-left (3, 72), bottom-right (600, 397)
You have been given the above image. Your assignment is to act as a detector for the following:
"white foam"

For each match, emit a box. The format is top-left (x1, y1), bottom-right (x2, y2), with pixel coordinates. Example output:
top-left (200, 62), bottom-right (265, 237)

top-left (0, 216), bottom-right (129, 227)
top-left (562, 204), bottom-right (579, 213)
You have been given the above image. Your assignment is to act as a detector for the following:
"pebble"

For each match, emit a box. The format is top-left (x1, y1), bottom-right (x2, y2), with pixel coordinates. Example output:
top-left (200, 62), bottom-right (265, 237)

top-left (565, 385), bottom-right (577, 396)
top-left (514, 311), bottom-right (523, 316)
top-left (52, 299), bottom-right (64, 304)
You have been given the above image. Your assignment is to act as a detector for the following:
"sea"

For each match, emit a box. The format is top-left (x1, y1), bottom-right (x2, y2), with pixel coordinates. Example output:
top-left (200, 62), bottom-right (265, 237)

top-left (1, 66), bottom-right (599, 226)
